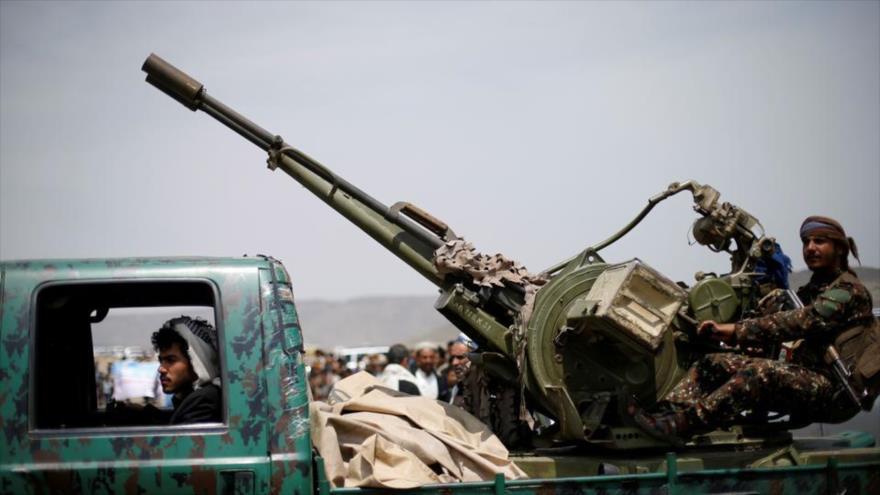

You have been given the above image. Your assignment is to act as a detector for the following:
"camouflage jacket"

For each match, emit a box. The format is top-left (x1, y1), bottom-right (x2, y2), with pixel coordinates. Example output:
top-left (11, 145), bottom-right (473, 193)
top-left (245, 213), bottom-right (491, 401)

top-left (735, 270), bottom-right (874, 368)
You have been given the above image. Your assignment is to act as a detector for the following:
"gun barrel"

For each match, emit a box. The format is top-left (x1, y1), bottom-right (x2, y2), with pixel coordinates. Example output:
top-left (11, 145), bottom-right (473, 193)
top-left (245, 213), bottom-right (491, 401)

top-left (143, 54), bottom-right (445, 284)
top-left (142, 53), bottom-right (204, 110)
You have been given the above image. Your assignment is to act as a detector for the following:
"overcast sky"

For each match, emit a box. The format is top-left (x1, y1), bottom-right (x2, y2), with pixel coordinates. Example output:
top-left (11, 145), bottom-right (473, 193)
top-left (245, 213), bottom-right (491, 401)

top-left (1, 1), bottom-right (878, 300)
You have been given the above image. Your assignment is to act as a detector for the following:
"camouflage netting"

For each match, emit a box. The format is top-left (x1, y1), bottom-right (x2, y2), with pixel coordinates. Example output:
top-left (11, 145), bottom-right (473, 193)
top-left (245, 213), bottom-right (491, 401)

top-left (433, 239), bottom-right (541, 288)
top-left (432, 239), bottom-right (547, 323)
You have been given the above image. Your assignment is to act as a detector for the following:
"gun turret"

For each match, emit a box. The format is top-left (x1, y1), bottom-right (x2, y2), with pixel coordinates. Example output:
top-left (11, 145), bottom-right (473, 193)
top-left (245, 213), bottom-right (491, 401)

top-left (144, 54), bottom-right (791, 449)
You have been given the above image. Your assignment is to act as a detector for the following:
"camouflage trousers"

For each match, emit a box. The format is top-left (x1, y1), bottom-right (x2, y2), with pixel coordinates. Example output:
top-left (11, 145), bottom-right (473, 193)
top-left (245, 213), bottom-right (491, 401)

top-left (663, 353), bottom-right (840, 427)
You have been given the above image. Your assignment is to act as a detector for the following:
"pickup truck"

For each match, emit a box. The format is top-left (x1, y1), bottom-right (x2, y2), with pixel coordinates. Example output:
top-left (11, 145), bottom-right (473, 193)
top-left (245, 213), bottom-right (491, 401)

top-left (2, 257), bottom-right (879, 494)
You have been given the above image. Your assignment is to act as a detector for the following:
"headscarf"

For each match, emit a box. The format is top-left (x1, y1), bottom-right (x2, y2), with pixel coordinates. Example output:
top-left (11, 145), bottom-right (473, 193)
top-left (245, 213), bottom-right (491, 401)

top-left (168, 316), bottom-right (221, 388)
top-left (800, 215), bottom-right (861, 269)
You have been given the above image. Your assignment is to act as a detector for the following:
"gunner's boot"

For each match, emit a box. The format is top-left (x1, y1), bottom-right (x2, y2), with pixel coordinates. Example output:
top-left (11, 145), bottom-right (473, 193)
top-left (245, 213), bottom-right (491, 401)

top-left (626, 398), bottom-right (692, 446)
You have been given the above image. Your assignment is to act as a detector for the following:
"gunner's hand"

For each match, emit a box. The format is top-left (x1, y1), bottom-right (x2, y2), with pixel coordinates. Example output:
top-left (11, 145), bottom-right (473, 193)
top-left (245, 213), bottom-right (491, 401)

top-left (698, 320), bottom-right (736, 343)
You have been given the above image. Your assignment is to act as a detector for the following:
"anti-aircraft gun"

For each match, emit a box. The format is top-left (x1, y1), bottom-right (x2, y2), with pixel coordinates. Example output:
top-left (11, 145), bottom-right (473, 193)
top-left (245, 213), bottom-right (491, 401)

top-left (143, 54), bottom-right (796, 450)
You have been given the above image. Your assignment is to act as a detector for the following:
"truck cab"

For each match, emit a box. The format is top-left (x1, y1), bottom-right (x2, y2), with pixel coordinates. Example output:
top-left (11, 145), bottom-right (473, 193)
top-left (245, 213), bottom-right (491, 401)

top-left (0, 257), bottom-right (311, 494)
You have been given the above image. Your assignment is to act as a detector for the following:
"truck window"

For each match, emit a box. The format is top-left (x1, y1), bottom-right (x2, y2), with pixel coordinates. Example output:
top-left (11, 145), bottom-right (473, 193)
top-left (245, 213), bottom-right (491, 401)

top-left (32, 280), bottom-right (223, 431)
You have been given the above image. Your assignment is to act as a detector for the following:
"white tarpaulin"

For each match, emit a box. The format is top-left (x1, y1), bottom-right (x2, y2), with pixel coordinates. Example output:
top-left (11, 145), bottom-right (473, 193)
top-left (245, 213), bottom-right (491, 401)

top-left (311, 372), bottom-right (527, 488)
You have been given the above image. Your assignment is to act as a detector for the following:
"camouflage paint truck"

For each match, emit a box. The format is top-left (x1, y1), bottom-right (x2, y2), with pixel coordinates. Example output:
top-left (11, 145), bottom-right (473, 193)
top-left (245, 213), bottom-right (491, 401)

top-left (1, 256), bottom-right (879, 494)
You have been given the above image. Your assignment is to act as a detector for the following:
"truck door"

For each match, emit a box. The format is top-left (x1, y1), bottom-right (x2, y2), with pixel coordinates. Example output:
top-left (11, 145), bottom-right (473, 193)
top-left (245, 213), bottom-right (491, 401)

top-left (0, 266), bottom-right (272, 494)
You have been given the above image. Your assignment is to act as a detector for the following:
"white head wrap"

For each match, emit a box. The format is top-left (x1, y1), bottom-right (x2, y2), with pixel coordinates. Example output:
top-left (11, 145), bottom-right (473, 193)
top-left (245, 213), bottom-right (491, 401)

top-left (414, 341), bottom-right (437, 353)
top-left (168, 317), bottom-right (221, 388)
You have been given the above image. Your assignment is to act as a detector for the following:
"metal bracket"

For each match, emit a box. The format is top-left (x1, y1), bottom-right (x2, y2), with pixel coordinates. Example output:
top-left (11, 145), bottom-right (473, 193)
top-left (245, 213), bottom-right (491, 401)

top-left (266, 135), bottom-right (289, 171)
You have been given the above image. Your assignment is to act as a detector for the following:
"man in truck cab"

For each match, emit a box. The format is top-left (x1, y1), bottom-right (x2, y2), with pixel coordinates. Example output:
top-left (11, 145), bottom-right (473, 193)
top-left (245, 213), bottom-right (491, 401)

top-left (151, 316), bottom-right (223, 424)
top-left (632, 216), bottom-right (879, 443)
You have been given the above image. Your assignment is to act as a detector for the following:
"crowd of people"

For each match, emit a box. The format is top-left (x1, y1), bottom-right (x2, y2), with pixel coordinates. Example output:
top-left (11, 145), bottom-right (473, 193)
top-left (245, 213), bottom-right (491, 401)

top-left (305, 336), bottom-right (476, 404)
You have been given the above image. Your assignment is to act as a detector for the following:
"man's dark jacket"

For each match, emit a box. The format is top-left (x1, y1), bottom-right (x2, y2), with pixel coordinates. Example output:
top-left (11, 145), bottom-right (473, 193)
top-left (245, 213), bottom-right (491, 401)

top-left (170, 383), bottom-right (222, 425)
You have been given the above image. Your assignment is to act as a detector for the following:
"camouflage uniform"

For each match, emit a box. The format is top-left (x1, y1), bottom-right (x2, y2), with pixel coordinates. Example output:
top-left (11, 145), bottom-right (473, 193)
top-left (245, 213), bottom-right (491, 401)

top-left (664, 269), bottom-right (874, 430)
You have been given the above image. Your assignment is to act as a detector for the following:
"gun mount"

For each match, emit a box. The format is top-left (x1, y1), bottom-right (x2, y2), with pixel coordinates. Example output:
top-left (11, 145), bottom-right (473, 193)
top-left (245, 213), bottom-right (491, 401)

top-left (144, 54), bottom-right (794, 449)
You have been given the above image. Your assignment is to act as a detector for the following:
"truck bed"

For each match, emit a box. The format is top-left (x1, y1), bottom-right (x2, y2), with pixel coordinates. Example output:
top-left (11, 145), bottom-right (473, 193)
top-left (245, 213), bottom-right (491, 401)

top-left (317, 452), bottom-right (880, 494)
